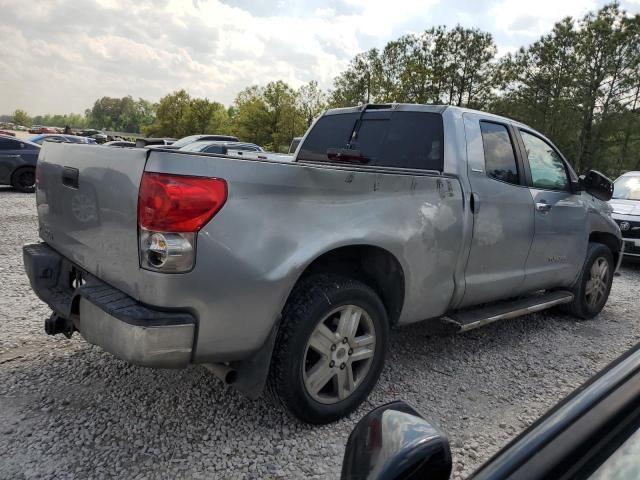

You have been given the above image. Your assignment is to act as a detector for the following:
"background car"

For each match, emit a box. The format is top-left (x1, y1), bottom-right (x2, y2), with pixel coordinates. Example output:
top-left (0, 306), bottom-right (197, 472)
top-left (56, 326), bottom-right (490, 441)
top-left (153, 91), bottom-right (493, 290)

top-left (29, 134), bottom-right (97, 145)
top-left (0, 134), bottom-right (40, 192)
top-left (610, 171), bottom-right (640, 258)
top-left (161, 134), bottom-right (240, 150)
top-left (178, 140), bottom-right (263, 154)
top-left (104, 140), bottom-right (136, 147)
top-left (0, 129), bottom-right (16, 137)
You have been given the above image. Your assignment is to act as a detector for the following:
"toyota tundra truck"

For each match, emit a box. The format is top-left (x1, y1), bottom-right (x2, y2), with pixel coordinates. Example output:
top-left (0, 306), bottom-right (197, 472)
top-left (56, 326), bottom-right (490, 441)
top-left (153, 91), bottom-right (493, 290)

top-left (23, 104), bottom-right (621, 424)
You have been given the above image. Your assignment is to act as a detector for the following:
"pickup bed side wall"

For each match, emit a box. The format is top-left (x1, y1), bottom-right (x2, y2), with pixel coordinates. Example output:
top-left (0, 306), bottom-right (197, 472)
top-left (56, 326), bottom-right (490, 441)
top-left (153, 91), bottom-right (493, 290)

top-left (142, 151), bottom-right (465, 363)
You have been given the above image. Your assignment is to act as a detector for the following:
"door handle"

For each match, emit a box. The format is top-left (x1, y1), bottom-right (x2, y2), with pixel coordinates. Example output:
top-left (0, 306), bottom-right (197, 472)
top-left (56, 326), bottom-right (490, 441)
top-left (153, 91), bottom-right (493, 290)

top-left (536, 201), bottom-right (552, 213)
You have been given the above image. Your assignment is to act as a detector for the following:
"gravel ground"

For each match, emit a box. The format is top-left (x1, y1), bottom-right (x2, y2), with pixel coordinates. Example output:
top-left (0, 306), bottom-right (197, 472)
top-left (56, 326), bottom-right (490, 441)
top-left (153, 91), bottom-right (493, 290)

top-left (1, 185), bottom-right (639, 480)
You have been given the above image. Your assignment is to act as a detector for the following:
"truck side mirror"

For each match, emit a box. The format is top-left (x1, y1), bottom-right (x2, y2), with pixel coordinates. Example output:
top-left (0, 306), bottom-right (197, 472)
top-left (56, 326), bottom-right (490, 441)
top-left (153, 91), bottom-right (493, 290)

top-left (341, 401), bottom-right (452, 480)
top-left (580, 170), bottom-right (614, 201)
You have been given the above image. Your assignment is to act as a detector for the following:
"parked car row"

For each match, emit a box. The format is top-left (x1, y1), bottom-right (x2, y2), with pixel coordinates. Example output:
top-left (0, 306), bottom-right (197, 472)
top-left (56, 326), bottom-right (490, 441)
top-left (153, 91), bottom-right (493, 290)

top-left (0, 134), bottom-right (40, 192)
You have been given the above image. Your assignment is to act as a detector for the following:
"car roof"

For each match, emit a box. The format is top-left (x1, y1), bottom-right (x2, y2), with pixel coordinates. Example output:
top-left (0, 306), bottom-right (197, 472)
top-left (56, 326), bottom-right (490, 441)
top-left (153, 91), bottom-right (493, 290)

top-left (31, 134), bottom-right (88, 140)
top-left (0, 134), bottom-right (40, 147)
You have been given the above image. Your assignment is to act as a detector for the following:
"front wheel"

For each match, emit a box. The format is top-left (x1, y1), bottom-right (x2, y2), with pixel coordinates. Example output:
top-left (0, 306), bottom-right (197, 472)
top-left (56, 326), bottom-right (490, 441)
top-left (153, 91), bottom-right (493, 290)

top-left (269, 274), bottom-right (389, 424)
top-left (563, 242), bottom-right (614, 319)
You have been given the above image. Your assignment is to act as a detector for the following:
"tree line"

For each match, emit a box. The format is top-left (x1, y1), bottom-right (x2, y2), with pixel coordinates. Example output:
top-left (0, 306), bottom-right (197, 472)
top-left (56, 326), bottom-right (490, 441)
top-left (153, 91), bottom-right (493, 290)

top-left (6, 2), bottom-right (639, 170)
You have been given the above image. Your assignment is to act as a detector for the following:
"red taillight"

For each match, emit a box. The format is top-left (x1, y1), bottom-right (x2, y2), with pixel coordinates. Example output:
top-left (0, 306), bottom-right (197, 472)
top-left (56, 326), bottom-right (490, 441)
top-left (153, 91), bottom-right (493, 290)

top-left (138, 172), bottom-right (227, 232)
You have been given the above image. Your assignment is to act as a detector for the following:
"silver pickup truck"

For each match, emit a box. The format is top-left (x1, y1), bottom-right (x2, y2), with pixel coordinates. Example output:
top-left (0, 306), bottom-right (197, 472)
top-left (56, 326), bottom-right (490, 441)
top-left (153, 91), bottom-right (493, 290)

top-left (23, 104), bottom-right (621, 424)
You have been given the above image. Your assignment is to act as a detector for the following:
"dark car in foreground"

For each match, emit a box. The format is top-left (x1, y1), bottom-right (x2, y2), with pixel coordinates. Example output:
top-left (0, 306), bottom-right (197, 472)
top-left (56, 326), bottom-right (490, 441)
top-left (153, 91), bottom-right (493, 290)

top-left (0, 134), bottom-right (40, 192)
top-left (610, 171), bottom-right (640, 258)
top-left (29, 134), bottom-right (97, 145)
top-left (341, 342), bottom-right (640, 479)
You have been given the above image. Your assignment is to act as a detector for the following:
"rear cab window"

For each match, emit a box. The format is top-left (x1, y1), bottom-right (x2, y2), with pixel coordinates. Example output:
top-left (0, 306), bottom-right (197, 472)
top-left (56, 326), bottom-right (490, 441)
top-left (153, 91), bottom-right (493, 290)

top-left (480, 121), bottom-right (520, 185)
top-left (298, 110), bottom-right (444, 171)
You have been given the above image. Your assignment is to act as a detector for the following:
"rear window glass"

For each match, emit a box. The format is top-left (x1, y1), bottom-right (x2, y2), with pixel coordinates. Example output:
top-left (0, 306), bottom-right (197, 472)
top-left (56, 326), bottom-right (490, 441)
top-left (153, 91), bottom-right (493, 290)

top-left (0, 138), bottom-right (17, 150)
top-left (298, 111), bottom-right (444, 171)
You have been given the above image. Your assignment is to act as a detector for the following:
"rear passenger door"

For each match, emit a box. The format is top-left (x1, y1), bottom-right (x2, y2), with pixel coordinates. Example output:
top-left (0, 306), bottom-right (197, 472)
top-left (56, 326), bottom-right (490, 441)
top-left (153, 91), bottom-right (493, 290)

top-left (516, 129), bottom-right (588, 291)
top-left (460, 114), bottom-right (535, 307)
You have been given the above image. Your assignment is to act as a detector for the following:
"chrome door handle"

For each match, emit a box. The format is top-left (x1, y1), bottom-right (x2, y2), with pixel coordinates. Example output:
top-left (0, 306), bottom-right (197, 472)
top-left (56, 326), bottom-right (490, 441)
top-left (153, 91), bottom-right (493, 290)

top-left (536, 201), bottom-right (552, 213)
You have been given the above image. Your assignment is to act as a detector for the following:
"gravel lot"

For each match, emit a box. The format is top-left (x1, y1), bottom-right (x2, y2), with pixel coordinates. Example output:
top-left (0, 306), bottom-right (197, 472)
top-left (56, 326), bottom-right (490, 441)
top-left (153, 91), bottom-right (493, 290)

top-left (1, 186), bottom-right (639, 480)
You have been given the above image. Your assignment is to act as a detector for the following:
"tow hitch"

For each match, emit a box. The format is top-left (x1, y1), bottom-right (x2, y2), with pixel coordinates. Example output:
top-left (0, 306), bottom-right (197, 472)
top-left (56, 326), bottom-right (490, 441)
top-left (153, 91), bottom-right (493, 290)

top-left (45, 312), bottom-right (76, 339)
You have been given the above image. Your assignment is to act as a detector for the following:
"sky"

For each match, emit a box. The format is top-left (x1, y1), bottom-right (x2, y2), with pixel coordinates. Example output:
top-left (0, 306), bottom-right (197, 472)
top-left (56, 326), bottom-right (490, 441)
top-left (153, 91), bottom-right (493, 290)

top-left (1, 0), bottom-right (639, 115)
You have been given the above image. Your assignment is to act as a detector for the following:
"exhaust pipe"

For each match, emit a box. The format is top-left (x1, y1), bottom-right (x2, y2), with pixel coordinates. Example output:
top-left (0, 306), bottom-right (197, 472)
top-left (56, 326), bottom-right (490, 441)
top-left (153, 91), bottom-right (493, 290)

top-left (205, 363), bottom-right (238, 385)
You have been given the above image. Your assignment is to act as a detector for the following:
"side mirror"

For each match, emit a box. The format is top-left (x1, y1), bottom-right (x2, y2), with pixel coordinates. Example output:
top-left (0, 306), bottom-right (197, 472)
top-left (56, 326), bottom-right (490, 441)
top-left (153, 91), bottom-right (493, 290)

top-left (341, 401), bottom-right (452, 480)
top-left (580, 170), bottom-right (614, 201)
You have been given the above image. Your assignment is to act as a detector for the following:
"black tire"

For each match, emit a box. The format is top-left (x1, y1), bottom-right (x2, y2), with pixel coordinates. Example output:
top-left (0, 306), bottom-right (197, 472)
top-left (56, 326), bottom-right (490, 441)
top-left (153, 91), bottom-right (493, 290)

top-left (11, 167), bottom-right (36, 193)
top-left (562, 242), bottom-right (614, 319)
top-left (269, 274), bottom-right (389, 424)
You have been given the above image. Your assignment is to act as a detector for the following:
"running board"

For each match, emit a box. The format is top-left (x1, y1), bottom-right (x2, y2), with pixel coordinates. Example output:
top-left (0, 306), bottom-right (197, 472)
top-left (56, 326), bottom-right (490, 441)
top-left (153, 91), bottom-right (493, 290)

top-left (443, 291), bottom-right (574, 332)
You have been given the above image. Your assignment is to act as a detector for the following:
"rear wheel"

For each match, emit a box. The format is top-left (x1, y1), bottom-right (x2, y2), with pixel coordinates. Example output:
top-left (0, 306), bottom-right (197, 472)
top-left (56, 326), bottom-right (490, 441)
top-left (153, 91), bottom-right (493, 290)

top-left (11, 167), bottom-right (36, 193)
top-left (563, 242), bottom-right (614, 319)
top-left (269, 274), bottom-right (388, 424)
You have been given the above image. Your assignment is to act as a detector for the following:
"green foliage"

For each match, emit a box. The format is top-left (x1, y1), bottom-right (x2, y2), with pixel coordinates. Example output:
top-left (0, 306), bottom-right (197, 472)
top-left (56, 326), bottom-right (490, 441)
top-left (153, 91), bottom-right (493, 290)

top-left (329, 26), bottom-right (497, 109)
top-left (84, 96), bottom-right (154, 133)
top-left (12, 109), bottom-right (32, 127)
top-left (231, 81), bottom-right (307, 152)
top-left (5, 2), bottom-right (636, 167)
top-left (143, 90), bottom-right (191, 137)
top-left (491, 4), bottom-right (640, 175)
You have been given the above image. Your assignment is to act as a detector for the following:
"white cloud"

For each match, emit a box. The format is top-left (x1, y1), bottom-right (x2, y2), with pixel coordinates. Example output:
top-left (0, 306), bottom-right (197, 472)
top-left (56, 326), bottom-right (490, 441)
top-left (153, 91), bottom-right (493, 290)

top-left (0, 0), bottom-right (440, 114)
top-left (490, 0), bottom-right (597, 37)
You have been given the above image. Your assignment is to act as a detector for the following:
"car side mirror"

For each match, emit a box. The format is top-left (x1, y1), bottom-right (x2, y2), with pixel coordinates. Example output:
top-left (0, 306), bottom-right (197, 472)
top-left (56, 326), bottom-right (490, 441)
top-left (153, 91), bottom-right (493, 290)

top-left (580, 170), bottom-right (614, 201)
top-left (341, 401), bottom-right (452, 480)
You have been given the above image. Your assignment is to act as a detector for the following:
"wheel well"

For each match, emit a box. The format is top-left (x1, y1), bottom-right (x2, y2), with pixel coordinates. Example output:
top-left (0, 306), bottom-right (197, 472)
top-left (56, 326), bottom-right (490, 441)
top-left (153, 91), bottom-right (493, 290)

top-left (299, 245), bottom-right (405, 325)
top-left (590, 231), bottom-right (621, 265)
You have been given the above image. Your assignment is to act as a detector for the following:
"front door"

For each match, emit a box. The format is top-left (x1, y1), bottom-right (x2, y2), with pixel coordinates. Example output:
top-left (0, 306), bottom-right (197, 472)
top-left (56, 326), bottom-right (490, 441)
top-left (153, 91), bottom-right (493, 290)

top-left (460, 114), bottom-right (535, 308)
top-left (516, 129), bottom-right (589, 291)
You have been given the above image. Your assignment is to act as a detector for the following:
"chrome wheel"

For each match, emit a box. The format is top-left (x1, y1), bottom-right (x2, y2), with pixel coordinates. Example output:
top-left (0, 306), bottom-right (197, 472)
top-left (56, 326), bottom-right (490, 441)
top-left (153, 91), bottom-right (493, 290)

top-left (585, 257), bottom-right (609, 309)
top-left (303, 305), bottom-right (376, 404)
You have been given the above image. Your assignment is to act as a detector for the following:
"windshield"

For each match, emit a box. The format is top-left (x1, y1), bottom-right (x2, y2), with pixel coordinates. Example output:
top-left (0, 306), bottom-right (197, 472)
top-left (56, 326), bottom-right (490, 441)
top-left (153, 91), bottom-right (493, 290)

top-left (613, 175), bottom-right (640, 200)
top-left (171, 135), bottom-right (202, 148)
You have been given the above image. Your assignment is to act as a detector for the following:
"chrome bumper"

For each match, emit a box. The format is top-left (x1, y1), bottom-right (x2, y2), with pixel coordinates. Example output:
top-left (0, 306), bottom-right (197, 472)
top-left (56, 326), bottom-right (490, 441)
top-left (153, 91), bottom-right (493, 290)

top-left (78, 298), bottom-right (194, 368)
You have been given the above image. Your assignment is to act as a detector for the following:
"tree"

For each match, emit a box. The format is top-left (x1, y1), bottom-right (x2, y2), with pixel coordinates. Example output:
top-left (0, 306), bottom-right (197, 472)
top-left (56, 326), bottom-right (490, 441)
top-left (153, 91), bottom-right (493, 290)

top-left (12, 109), bottom-right (31, 127)
top-left (179, 98), bottom-right (229, 135)
top-left (297, 81), bottom-right (327, 127)
top-left (144, 90), bottom-right (191, 137)
top-left (329, 26), bottom-right (498, 109)
top-left (329, 49), bottom-right (382, 107)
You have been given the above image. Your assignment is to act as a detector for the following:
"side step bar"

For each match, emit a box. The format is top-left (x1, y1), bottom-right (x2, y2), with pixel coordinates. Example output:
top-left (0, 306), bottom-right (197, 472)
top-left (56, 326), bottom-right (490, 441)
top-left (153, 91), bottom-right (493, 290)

top-left (443, 290), bottom-right (574, 332)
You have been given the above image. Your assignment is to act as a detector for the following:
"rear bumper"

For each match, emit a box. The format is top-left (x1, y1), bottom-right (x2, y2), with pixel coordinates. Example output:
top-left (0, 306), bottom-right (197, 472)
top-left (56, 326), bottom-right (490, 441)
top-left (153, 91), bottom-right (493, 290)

top-left (23, 242), bottom-right (195, 368)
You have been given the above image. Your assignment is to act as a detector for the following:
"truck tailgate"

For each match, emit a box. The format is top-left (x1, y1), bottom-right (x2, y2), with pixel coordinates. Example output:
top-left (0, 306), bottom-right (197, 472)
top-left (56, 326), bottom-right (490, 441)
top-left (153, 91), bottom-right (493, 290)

top-left (36, 143), bottom-right (148, 298)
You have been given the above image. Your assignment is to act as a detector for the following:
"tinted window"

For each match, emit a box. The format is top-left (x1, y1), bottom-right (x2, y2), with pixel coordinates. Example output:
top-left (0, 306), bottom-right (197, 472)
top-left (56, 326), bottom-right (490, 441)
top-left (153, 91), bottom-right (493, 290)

top-left (480, 122), bottom-right (519, 184)
top-left (0, 138), bottom-right (17, 150)
top-left (204, 145), bottom-right (225, 154)
top-left (298, 111), bottom-right (444, 171)
top-left (520, 130), bottom-right (569, 191)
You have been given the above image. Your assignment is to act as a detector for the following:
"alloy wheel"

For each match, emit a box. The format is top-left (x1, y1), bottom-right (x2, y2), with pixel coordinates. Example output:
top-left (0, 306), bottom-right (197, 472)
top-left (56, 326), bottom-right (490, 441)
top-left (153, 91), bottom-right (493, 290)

top-left (302, 305), bottom-right (376, 404)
